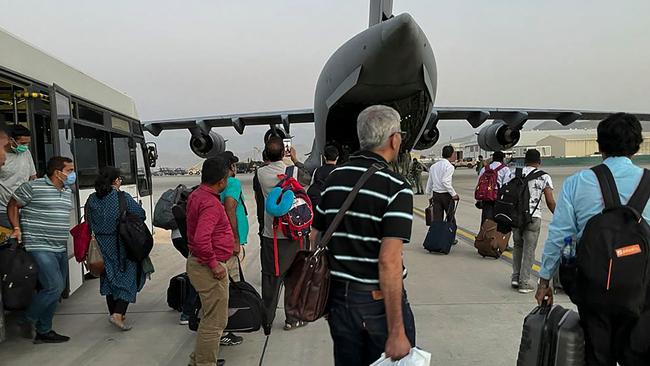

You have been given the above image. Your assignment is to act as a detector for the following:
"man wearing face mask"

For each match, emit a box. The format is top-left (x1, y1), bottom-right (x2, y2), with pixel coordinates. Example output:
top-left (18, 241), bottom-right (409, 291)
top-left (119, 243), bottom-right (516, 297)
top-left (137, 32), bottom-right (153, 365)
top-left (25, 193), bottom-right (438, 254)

top-left (7, 156), bottom-right (75, 344)
top-left (0, 125), bottom-right (36, 228)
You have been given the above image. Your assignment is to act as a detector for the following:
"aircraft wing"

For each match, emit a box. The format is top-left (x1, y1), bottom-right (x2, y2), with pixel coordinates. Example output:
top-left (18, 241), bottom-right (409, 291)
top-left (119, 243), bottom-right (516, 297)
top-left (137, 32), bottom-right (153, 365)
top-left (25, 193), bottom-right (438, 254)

top-left (143, 109), bottom-right (314, 136)
top-left (431, 107), bottom-right (650, 128)
top-left (143, 106), bottom-right (650, 136)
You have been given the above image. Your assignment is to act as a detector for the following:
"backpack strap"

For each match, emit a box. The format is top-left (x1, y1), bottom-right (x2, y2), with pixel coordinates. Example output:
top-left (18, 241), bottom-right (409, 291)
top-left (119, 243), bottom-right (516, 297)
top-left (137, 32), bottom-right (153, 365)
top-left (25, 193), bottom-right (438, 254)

top-left (494, 163), bottom-right (506, 173)
top-left (515, 168), bottom-right (523, 178)
top-left (626, 169), bottom-right (650, 215)
top-left (285, 166), bottom-right (296, 178)
top-left (524, 169), bottom-right (546, 182)
top-left (591, 164), bottom-right (621, 209)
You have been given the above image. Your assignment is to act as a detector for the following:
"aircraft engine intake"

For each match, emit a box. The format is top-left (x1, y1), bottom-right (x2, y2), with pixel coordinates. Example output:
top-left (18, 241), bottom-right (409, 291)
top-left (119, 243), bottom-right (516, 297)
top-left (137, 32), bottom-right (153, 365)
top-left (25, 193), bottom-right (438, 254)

top-left (189, 131), bottom-right (226, 159)
top-left (263, 127), bottom-right (287, 142)
top-left (477, 120), bottom-right (521, 152)
top-left (414, 125), bottom-right (439, 150)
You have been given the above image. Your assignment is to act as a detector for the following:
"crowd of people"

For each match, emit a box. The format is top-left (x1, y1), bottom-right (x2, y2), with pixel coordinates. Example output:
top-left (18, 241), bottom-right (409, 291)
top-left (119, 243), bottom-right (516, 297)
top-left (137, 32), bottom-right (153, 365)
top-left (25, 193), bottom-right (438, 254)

top-left (423, 113), bottom-right (650, 365)
top-left (1, 108), bottom-right (649, 366)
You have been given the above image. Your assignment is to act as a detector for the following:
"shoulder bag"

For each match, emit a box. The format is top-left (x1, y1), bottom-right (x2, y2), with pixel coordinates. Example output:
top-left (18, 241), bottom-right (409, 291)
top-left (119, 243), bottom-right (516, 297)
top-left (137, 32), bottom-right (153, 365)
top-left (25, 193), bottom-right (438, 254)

top-left (284, 163), bottom-right (384, 322)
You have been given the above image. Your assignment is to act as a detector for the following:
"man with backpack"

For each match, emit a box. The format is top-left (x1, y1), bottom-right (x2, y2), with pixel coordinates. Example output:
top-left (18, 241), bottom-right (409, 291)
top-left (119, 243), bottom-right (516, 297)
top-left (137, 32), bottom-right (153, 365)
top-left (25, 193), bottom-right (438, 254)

top-left (257, 137), bottom-right (312, 334)
top-left (307, 144), bottom-right (338, 207)
top-left (495, 149), bottom-right (555, 294)
top-left (536, 113), bottom-right (650, 365)
top-left (476, 151), bottom-right (511, 225)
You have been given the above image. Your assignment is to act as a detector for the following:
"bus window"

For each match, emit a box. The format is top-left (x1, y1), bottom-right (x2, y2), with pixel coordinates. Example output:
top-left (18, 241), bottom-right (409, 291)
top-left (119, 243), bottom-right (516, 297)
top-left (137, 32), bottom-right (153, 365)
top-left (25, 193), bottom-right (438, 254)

top-left (77, 103), bottom-right (104, 125)
top-left (31, 94), bottom-right (54, 177)
top-left (111, 133), bottom-right (135, 185)
top-left (135, 142), bottom-right (152, 196)
top-left (73, 124), bottom-right (110, 188)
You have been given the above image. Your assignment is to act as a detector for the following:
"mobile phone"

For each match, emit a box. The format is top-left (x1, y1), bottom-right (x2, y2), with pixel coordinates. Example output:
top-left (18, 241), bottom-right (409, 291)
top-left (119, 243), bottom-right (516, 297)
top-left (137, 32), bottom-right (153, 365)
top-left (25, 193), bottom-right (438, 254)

top-left (283, 138), bottom-right (292, 157)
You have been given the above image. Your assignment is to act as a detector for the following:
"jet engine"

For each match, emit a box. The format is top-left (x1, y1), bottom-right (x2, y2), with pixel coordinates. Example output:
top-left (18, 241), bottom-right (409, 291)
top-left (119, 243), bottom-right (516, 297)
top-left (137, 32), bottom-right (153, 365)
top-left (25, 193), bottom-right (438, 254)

top-left (189, 131), bottom-right (226, 159)
top-left (477, 120), bottom-right (521, 151)
top-left (263, 127), bottom-right (287, 142)
top-left (414, 125), bottom-right (439, 150)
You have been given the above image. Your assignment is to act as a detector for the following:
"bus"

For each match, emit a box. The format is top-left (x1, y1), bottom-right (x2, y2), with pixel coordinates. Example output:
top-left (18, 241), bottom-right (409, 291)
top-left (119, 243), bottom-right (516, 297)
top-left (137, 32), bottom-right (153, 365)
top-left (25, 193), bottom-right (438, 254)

top-left (0, 28), bottom-right (158, 295)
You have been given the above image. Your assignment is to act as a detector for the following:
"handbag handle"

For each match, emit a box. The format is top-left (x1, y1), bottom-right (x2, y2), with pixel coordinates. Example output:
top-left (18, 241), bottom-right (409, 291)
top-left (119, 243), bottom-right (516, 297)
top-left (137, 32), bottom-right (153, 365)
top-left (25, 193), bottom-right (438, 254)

top-left (316, 163), bottom-right (384, 251)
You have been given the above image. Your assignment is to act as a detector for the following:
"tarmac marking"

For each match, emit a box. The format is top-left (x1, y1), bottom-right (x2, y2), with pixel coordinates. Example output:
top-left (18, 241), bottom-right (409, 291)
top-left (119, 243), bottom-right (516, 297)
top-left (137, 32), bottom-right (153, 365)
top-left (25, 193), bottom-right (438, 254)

top-left (412, 207), bottom-right (541, 274)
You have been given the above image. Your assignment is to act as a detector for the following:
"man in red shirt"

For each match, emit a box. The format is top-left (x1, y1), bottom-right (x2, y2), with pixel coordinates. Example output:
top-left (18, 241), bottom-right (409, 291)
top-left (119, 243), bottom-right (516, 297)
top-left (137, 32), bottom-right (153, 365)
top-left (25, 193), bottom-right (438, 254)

top-left (186, 156), bottom-right (233, 366)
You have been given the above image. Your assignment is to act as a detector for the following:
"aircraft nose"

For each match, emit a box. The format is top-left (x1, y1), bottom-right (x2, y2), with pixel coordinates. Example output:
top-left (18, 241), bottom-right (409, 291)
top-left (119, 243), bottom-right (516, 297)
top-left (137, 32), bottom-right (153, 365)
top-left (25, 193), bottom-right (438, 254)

top-left (381, 13), bottom-right (418, 44)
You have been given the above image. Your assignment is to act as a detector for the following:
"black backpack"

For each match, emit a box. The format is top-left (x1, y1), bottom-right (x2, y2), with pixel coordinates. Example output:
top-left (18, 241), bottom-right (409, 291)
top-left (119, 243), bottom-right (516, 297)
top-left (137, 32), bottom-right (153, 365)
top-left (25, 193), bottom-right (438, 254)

top-left (153, 184), bottom-right (188, 230)
top-left (573, 165), bottom-right (650, 316)
top-left (494, 168), bottom-right (546, 230)
top-left (118, 191), bottom-right (154, 262)
top-left (306, 164), bottom-right (336, 207)
top-left (0, 239), bottom-right (39, 310)
top-left (171, 187), bottom-right (198, 258)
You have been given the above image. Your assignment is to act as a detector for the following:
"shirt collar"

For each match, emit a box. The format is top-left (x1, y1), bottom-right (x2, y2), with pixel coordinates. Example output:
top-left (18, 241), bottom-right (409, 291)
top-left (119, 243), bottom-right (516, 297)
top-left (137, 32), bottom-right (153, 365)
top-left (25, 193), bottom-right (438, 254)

top-left (198, 184), bottom-right (220, 197)
top-left (349, 150), bottom-right (389, 166)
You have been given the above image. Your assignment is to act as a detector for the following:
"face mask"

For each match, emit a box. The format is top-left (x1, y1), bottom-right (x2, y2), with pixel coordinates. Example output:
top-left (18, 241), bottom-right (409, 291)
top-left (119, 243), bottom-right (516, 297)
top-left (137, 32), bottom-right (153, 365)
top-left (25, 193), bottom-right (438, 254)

top-left (62, 171), bottom-right (76, 187)
top-left (14, 144), bottom-right (28, 154)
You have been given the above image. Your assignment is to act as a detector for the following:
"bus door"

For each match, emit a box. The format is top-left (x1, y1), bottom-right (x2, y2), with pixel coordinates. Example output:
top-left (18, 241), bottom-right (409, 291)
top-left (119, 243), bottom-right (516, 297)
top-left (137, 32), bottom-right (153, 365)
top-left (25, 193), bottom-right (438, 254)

top-left (49, 84), bottom-right (84, 295)
top-left (134, 139), bottom-right (153, 231)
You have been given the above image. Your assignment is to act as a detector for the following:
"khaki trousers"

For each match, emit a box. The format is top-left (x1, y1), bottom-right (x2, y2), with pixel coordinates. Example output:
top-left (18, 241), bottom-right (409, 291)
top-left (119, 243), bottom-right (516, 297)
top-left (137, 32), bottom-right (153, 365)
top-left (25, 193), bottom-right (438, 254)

top-left (225, 255), bottom-right (240, 282)
top-left (187, 256), bottom-right (229, 366)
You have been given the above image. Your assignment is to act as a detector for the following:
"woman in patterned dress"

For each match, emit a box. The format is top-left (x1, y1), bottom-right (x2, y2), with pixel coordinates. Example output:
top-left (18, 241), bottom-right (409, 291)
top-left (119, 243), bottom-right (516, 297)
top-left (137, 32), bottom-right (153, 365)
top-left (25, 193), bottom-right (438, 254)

top-left (87, 166), bottom-right (146, 330)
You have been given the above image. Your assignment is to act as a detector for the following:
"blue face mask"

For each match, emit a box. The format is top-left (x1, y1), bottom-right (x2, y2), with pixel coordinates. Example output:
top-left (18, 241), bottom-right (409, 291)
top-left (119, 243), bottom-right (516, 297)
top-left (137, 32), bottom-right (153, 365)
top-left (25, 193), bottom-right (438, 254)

top-left (63, 171), bottom-right (76, 187)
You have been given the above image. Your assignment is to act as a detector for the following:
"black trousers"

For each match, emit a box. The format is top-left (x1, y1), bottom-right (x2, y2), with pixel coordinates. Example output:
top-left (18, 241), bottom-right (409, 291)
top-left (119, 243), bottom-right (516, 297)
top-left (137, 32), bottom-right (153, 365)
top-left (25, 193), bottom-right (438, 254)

top-left (260, 235), bottom-right (304, 328)
top-left (106, 295), bottom-right (129, 316)
top-left (578, 305), bottom-right (648, 366)
top-left (327, 283), bottom-right (416, 366)
top-left (481, 201), bottom-right (495, 226)
top-left (431, 192), bottom-right (454, 222)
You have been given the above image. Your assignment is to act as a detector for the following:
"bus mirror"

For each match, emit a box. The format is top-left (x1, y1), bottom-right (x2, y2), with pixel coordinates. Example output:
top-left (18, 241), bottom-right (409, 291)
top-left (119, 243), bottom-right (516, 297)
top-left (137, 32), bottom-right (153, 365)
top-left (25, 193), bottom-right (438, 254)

top-left (146, 142), bottom-right (158, 168)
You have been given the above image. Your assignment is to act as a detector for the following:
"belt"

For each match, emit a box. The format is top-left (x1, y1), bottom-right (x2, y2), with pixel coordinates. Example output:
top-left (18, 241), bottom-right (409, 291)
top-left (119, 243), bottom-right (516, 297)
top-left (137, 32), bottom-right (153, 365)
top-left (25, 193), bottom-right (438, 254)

top-left (332, 279), bottom-right (380, 292)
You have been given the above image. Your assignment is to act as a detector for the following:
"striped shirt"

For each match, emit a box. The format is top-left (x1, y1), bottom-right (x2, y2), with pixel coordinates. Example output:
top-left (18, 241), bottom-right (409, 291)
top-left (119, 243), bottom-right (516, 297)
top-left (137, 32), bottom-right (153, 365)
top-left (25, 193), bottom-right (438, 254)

top-left (12, 177), bottom-right (73, 252)
top-left (312, 151), bottom-right (413, 284)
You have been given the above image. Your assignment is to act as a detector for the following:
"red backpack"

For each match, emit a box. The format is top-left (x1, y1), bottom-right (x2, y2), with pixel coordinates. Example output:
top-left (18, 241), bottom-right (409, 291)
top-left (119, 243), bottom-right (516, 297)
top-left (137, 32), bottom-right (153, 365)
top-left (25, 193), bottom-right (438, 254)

top-left (270, 167), bottom-right (313, 276)
top-left (475, 163), bottom-right (506, 201)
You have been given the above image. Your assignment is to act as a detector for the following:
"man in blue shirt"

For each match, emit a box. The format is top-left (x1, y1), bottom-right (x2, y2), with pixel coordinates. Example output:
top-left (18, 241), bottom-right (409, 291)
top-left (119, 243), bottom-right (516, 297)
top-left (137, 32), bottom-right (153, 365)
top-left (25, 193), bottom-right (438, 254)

top-left (536, 113), bottom-right (649, 365)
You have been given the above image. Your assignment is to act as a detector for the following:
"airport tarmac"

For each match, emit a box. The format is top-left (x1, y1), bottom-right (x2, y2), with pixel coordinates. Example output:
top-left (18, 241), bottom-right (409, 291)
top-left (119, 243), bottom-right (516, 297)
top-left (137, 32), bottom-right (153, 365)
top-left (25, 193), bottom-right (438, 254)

top-left (1, 164), bottom-right (647, 365)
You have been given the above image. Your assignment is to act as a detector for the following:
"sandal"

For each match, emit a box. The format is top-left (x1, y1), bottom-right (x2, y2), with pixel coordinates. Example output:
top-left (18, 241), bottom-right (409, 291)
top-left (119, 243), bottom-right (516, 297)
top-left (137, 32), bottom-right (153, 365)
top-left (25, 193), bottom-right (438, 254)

top-left (283, 320), bottom-right (307, 331)
top-left (109, 315), bottom-right (132, 331)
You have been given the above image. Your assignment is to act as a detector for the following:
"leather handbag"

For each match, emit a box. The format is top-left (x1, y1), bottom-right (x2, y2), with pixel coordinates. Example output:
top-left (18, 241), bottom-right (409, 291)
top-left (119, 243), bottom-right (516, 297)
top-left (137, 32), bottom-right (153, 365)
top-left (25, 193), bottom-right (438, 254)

top-left (285, 163), bottom-right (384, 322)
top-left (71, 196), bottom-right (94, 263)
top-left (425, 198), bottom-right (434, 226)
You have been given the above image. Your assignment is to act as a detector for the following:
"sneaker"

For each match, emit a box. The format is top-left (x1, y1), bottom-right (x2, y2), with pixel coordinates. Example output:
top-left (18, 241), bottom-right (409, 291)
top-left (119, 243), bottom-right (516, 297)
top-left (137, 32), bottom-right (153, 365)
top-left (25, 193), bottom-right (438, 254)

top-left (511, 275), bottom-right (519, 289)
top-left (220, 332), bottom-right (243, 346)
top-left (518, 283), bottom-right (535, 294)
top-left (33, 330), bottom-right (70, 344)
top-left (179, 313), bottom-right (190, 325)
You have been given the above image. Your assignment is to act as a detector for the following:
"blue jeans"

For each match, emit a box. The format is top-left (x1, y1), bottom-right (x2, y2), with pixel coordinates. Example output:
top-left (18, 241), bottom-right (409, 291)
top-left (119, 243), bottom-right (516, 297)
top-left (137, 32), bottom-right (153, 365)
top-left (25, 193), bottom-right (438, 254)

top-left (25, 251), bottom-right (68, 334)
top-left (327, 284), bottom-right (417, 366)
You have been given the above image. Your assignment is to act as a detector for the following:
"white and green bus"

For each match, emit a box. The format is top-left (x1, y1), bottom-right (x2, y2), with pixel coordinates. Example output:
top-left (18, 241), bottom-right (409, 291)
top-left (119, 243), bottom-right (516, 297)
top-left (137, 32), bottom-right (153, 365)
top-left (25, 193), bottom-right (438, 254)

top-left (0, 27), bottom-right (158, 295)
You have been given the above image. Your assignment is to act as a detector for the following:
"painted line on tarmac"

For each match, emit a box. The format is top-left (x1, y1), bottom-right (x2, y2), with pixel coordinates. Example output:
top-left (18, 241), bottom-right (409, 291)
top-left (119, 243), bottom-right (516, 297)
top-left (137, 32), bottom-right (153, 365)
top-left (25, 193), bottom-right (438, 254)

top-left (412, 207), bottom-right (541, 275)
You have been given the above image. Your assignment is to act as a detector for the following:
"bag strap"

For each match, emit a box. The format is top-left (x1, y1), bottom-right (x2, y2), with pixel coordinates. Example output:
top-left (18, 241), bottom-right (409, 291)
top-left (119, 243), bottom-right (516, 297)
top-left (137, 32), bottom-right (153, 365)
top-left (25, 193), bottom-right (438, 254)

top-left (118, 190), bottom-right (127, 217)
top-left (317, 163), bottom-right (384, 250)
top-left (626, 169), bottom-right (650, 215)
top-left (524, 169), bottom-right (546, 182)
top-left (285, 166), bottom-right (295, 178)
top-left (515, 168), bottom-right (523, 178)
top-left (494, 164), bottom-right (506, 173)
top-left (592, 164), bottom-right (621, 209)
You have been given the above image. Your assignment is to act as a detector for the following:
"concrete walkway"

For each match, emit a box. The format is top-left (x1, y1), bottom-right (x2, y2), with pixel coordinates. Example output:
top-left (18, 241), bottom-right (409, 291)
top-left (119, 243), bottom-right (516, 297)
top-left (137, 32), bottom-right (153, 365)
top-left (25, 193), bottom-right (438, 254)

top-left (0, 172), bottom-right (575, 365)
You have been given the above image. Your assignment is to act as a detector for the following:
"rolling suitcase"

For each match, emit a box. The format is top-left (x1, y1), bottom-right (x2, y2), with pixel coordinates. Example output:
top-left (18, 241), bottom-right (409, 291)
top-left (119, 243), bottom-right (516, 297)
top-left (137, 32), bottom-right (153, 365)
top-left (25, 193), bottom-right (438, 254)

top-left (167, 273), bottom-right (189, 312)
top-left (517, 303), bottom-right (585, 366)
top-left (423, 203), bottom-right (457, 254)
top-left (474, 219), bottom-right (510, 258)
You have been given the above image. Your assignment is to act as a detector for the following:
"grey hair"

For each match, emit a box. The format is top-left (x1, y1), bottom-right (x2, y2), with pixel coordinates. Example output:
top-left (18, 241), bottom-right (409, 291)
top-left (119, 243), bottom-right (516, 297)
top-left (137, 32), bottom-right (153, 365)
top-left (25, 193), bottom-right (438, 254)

top-left (356, 105), bottom-right (401, 151)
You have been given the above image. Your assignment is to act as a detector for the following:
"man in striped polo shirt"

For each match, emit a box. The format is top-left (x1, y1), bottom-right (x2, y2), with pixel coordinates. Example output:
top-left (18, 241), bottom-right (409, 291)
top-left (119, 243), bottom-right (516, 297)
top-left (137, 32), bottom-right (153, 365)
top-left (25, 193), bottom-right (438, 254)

top-left (7, 156), bottom-right (75, 344)
top-left (311, 105), bottom-right (416, 364)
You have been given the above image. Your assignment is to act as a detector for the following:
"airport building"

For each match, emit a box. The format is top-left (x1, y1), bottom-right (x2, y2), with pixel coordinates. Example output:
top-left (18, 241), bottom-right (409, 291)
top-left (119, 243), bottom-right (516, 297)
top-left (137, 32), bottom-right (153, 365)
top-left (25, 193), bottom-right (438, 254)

top-left (449, 126), bottom-right (650, 160)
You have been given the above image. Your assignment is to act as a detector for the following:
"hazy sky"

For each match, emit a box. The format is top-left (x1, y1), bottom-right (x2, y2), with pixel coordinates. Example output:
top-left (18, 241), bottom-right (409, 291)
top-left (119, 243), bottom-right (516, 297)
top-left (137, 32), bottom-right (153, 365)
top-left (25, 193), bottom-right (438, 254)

top-left (1, 0), bottom-right (649, 166)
